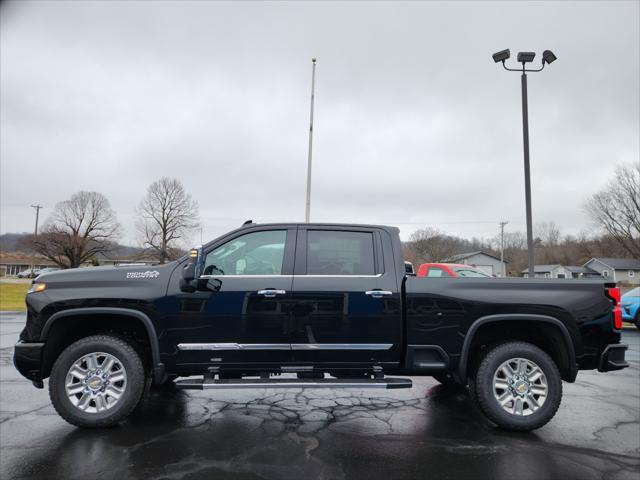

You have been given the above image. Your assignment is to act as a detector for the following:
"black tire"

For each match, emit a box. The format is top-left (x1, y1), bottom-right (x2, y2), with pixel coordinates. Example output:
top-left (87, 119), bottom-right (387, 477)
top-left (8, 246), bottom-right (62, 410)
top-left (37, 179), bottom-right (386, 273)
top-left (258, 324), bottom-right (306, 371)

top-left (150, 374), bottom-right (178, 390)
top-left (49, 335), bottom-right (146, 428)
top-left (432, 373), bottom-right (460, 386)
top-left (471, 341), bottom-right (562, 431)
top-left (634, 311), bottom-right (640, 330)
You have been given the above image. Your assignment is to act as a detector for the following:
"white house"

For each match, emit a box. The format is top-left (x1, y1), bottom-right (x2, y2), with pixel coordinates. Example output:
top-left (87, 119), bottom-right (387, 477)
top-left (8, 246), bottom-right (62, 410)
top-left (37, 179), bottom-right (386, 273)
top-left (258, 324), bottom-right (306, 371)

top-left (583, 258), bottom-right (640, 284)
top-left (522, 265), bottom-right (573, 279)
top-left (446, 251), bottom-right (508, 277)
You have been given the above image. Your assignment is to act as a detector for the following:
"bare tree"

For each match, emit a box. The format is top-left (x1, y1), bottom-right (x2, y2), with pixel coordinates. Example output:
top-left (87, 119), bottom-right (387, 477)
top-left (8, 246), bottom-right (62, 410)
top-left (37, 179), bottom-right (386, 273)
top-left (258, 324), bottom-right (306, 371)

top-left (407, 227), bottom-right (463, 263)
top-left (585, 163), bottom-right (640, 258)
top-left (137, 177), bottom-right (200, 263)
top-left (28, 191), bottom-right (120, 268)
top-left (535, 221), bottom-right (561, 247)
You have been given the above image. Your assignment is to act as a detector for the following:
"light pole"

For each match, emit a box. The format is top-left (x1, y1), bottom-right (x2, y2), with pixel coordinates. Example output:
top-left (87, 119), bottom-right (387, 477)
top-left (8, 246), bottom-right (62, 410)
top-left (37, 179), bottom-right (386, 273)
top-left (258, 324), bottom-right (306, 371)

top-left (492, 49), bottom-right (557, 277)
top-left (305, 58), bottom-right (317, 223)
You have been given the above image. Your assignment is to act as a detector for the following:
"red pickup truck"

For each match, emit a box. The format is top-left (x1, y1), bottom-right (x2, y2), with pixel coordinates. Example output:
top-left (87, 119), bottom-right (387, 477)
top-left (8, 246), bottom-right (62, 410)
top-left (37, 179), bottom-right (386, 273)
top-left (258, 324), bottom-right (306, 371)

top-left (417, 263), bottom-right (493, 278)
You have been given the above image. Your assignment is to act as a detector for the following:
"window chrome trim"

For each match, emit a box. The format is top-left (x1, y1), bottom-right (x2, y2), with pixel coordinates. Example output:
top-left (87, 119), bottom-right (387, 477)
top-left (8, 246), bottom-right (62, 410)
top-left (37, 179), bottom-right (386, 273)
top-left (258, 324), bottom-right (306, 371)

top-left (177, 343), bottom-right (394, 351)
top-left (198, 274), bottom-right (383, 279)
top-left (199, 275), bottom-right (293, 279)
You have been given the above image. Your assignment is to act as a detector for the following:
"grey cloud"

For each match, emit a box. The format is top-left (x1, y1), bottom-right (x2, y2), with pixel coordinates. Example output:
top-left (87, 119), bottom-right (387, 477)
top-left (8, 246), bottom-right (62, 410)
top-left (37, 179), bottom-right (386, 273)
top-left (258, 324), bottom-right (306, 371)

top-left (1, 1), bottom-right (638, 244)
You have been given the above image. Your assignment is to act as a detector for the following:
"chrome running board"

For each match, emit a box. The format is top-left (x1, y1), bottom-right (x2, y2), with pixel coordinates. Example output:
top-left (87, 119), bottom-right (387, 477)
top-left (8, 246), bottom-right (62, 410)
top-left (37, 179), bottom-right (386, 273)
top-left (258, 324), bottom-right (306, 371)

top-left (175, 377), bottom-right (412, 390)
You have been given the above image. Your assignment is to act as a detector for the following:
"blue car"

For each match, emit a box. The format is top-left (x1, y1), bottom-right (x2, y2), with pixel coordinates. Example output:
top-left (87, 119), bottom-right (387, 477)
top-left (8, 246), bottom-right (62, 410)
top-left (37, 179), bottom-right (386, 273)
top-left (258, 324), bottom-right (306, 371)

top-left (621, 287), bottom-right (640, 329)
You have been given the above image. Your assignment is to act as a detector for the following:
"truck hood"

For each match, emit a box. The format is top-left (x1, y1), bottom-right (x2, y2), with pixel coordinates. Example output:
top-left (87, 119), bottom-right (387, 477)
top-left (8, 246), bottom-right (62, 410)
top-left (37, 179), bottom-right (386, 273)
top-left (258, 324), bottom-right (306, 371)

top-left (35, 262), bottom-right (180, 289)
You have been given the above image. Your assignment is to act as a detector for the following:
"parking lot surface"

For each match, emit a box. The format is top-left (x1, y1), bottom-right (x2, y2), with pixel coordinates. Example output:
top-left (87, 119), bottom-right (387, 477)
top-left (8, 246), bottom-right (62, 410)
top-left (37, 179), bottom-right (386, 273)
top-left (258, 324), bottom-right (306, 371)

top-left (1, 312), bottom-right (638, 480)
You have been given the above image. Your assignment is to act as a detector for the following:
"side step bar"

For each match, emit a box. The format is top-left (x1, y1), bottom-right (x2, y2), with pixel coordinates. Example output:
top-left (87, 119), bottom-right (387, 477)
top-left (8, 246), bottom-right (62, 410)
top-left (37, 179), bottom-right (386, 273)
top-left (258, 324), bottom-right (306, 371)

top-left (175, 377), bottom-right (412, 390)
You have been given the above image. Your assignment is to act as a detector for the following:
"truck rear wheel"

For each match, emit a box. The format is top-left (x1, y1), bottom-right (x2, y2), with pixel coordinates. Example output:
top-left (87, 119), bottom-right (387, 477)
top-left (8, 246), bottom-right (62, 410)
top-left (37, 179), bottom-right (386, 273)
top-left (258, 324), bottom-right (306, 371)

top-left (471, 341), bottom-right (562, 431)
top-left (49, 335), bottom-right (146, 428)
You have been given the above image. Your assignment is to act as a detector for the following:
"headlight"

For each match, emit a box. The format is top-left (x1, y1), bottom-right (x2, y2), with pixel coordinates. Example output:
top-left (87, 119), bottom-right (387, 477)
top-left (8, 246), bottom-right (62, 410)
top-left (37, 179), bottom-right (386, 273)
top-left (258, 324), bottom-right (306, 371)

top-left (28, 283), bottom-right (46, 293)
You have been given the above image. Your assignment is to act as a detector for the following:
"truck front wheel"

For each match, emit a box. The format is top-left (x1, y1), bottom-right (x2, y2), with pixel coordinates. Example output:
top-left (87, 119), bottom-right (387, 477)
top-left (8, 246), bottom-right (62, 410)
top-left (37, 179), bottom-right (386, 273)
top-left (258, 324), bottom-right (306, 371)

top-left (471, 341), bottom-right (562, 431)
top-left (49, 335), bottom-right (146, 428)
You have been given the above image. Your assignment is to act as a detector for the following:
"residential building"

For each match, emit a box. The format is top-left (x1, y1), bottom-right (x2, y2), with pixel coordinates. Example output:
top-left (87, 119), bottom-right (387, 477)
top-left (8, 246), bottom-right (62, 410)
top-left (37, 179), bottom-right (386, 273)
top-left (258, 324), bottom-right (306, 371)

top-left (522, 265), bottom-right (571, 279)
top-left (446, 251), bottom-right (508, 277)
top-left (583, 258), bottom-right (640, 284)
top-left (0, 253), bottom-right (56, 276)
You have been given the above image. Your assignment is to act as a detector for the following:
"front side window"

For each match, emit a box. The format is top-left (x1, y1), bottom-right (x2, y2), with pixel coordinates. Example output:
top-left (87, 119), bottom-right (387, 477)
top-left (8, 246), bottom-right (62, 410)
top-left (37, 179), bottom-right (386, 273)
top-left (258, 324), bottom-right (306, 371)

top-left (203, 230), bottom-right (286, 276)
top-left (306, 230), bottom-right (375, 275)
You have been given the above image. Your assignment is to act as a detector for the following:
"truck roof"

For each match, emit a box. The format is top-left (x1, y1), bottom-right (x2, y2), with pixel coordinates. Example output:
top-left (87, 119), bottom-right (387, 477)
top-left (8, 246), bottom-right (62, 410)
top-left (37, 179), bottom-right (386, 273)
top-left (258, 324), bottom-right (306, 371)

top-left (239, 221), bottom-right (399, 231)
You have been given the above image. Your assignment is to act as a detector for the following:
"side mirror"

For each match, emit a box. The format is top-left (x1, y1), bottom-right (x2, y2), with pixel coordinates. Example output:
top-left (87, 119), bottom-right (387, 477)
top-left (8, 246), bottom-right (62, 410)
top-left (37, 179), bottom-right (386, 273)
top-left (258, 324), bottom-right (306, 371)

top-left (404, 261), bottom-right (415, 275)
top-left (180, 247), bottom-right (202, 292)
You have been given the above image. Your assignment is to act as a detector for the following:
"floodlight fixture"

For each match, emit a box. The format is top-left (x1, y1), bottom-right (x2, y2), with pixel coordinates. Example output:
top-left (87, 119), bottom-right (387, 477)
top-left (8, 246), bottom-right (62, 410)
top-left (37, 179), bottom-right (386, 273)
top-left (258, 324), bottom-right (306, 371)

top-left (517, 52), bottom-right (536, 63)
top-left (542, 50), bottom-right (557, 65)
top-left (492, 49), bottom-right (511, 63)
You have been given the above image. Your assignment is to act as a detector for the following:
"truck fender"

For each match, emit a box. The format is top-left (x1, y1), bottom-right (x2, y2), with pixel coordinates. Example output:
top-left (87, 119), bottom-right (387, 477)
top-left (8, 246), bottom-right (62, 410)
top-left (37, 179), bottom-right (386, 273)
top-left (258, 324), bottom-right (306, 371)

top-left (41, 307), bottom-right (165, 383)
top-left (458, 313), bottom-right (577, 382)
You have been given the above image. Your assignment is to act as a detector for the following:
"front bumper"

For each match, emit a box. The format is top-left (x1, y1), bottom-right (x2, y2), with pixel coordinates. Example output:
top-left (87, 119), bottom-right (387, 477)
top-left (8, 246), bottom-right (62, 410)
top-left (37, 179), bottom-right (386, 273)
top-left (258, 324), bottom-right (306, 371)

top-left (13, 341), bottom-right (45, 383)
top-left (598, 343), bottom-right (629, 372)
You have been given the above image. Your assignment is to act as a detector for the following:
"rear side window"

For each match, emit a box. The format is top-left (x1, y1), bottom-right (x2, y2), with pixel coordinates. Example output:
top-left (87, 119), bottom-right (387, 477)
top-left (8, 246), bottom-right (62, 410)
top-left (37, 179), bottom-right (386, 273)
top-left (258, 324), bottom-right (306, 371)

top-left (426, 267), bottom-right (450, 277)
top-left (306, 230), bottom-right (375, 275)
top-left (455, 268), bottom-right (490, 278)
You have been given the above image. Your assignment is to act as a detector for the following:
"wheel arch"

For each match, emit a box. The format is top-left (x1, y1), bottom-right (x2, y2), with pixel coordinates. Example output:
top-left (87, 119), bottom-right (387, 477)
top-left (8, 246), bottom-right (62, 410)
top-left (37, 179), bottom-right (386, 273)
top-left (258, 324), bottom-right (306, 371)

top-left (459, 314), bottom-right (577, 382)
top-left (40, 307), bottom-right (165, 383)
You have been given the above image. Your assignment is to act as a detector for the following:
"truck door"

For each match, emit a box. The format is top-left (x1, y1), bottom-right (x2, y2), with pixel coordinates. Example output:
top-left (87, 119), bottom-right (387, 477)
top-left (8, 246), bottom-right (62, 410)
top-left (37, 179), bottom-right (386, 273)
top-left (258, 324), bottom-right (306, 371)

top-left (166, 226), bottom-right (296, 369)
top-left (289, 227), bottom-right (402, 369)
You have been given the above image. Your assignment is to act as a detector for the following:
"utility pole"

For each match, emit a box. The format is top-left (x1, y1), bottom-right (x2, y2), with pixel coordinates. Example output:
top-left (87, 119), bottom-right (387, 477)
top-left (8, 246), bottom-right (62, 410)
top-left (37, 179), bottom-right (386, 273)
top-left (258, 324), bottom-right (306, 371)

top-left (499, 221), bottom-right (508, 277)
top-left (31, 204), bottom-right (43, 236)
top-left (30, 204), bottom-right (43, 273)
top-left (305, 58), bottom-right (317, 223)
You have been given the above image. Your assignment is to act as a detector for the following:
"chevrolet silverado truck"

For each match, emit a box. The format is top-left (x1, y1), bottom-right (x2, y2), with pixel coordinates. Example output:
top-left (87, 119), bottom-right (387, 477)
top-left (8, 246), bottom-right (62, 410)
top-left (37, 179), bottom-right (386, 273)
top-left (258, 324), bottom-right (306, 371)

top-left (14, 222), bottom-right (628, 430)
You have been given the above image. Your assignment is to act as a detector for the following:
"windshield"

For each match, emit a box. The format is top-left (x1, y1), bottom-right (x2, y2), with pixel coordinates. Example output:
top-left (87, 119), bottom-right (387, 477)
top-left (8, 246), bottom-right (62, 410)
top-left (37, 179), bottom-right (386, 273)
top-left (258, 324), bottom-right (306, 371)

top-left (453, 268), bottom-right (491, 278)
top-left (623, 287), bottom-right (640, 298)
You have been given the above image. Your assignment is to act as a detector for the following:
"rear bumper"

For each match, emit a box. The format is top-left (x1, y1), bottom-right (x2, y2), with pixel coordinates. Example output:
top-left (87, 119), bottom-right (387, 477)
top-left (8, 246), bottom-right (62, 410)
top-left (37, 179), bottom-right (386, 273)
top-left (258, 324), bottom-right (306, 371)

top-left (598, 343), bottom-right (629, 372)
top-left (13, 341), bottom-right (45, 382)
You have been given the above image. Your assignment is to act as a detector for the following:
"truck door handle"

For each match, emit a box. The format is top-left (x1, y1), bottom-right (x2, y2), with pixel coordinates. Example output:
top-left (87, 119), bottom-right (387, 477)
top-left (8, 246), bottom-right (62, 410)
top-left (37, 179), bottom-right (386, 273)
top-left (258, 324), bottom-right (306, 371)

top-left (257, 289), bottom-right (286, 298)
top-left (365, 290), bottom-right (393, 298)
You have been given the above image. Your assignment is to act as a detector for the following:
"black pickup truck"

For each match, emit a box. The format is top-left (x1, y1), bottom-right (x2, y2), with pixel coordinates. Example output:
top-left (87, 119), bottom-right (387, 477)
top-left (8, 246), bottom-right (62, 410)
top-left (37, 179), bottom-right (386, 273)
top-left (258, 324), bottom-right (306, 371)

top-left (14, 222), bottom-right (628, 431)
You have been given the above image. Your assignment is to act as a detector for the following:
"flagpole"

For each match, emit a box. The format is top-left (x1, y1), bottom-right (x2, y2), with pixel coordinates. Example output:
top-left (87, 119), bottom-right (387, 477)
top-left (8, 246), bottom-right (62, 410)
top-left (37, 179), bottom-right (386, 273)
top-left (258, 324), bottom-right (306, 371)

top-left (305, 58), bottom-right (316, 223)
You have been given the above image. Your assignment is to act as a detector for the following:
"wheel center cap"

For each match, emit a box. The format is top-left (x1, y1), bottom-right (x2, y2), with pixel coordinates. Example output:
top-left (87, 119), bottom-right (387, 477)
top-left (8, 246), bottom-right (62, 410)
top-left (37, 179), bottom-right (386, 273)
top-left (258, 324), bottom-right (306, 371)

top-left (88, 376), bottom-right (103, 390)
top-left (515, 381), bottom-right (528, 395)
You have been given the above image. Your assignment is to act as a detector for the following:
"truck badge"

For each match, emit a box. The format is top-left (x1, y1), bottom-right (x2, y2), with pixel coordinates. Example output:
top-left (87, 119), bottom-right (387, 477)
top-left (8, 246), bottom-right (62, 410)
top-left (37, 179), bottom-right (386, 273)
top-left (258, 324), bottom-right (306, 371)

top-left (126, 270), bottom-right (160, 279)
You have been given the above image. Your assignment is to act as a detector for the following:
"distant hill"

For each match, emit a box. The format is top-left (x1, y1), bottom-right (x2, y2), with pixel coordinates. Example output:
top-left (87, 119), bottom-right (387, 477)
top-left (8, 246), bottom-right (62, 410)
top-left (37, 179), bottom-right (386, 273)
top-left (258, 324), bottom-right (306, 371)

top-left (0, 233), bottom-right (30, 252)
top-left (0, 232), bottom-right (145, 258)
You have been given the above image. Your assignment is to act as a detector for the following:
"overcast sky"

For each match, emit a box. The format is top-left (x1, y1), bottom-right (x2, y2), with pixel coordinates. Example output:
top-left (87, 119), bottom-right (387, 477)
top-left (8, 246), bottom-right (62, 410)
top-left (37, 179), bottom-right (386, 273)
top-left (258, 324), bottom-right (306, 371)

top-left (1, 1), bottom-right (638, 246)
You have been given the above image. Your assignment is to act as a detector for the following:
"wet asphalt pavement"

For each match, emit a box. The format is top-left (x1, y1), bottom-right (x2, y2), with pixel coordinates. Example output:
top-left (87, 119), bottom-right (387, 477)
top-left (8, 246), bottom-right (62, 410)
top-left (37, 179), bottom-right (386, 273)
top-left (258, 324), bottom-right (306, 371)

top-left (1, 312), bottom-right (638, 480)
